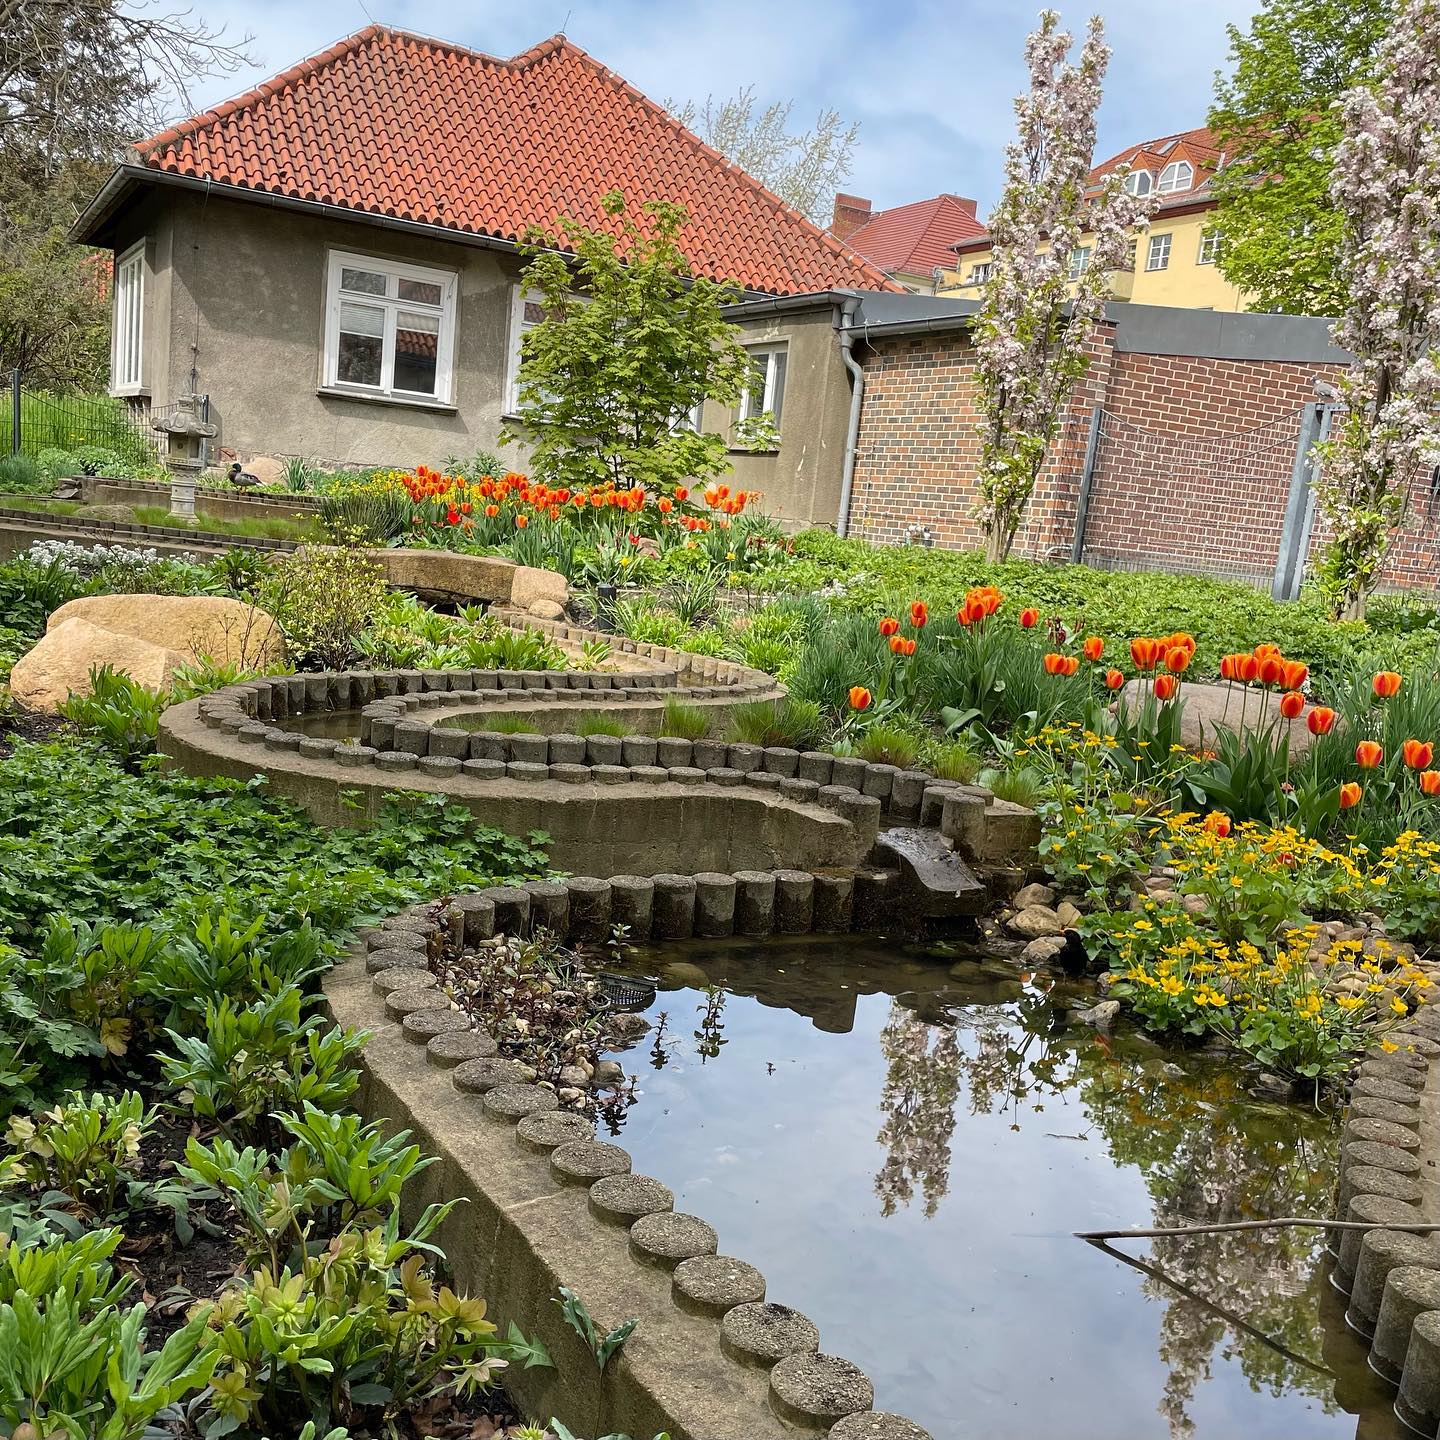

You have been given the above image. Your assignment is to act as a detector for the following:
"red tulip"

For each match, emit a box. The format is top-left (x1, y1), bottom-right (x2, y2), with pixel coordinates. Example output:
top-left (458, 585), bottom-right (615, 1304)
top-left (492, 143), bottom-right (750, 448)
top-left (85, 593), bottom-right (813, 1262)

top-left (909, 601), bottom-right (928, 629)
top-left (848, 686), bottom-right (872, 711)
top-left (1282, 660), bottom-right (1308, 690)
top-left (1019, 608), bottom-right (1039, 629)
top-left (1279, 690), bottom-right (1304, 720)
top-left (1306, 706), bottom-right (1336, 735)
top-left (1154, 673), bottom-right (1177, 701)
top-left (1403, 738), bottom-right (1434, 770)
top-left (1165, 646), bottom-right (1191, 675)
top-left (1374, 671), bottom-right (1403, 698)
top-left (1130, 637), bottom-right (1161, 670)
top-left (878, 617), bottom-right (900, 638)
top-left (1105, 668), bottom-right (1125, 691)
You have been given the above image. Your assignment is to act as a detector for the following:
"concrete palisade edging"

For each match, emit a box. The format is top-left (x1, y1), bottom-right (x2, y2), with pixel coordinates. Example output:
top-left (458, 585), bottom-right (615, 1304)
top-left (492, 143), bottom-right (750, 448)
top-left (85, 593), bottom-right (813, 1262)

top-left (1330, 1013), bottom-right (1440, 1434)
top-left (325, 897), bottom-right (935, 1440)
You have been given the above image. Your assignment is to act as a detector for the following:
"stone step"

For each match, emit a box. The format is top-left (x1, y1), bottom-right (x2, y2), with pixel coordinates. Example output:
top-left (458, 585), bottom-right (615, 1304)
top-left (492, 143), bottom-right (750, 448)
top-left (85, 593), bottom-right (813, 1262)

top-left (871, 826), bottom-right (988, 918)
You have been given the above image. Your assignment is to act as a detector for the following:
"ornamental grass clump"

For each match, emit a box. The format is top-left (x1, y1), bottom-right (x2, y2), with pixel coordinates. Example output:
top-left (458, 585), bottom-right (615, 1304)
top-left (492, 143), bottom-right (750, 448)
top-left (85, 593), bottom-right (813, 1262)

top-left (657, 697), bottom-right (710, 740)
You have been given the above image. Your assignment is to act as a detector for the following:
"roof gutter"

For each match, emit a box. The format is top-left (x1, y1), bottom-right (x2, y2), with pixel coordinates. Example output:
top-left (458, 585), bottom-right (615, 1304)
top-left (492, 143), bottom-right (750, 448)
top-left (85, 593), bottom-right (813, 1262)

top-left (836, 291), bottom-right (865, 540)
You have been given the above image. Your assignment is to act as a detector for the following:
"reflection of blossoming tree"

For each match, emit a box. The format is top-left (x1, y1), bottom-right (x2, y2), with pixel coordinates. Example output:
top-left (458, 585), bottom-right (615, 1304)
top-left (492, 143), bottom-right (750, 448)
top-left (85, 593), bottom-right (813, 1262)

top-left (872, 989), bottom-right (1342, 1438)
top-left (874, 1004), bottom-right (961, 1218)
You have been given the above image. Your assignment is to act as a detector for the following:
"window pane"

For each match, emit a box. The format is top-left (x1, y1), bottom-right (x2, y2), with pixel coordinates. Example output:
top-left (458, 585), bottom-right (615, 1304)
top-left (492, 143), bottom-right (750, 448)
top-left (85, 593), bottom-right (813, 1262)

top-left (336, 301), bottom-right (384, 386)
top-left (398, 277), bottom-right (442, 305)
top-left (341, 267), bottom-right (387, 296)
top-left (394, 309), bottom-right (439, 395)
top-left (768, 351), bottom-right (786, 428)
top-left (522, 298), bottom-right (546, 327)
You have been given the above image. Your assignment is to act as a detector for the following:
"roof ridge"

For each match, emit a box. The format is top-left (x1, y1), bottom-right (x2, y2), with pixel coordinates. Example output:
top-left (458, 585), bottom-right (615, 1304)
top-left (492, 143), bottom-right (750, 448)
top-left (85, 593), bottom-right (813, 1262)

top-left (548, 42), bottom-right (892, 290)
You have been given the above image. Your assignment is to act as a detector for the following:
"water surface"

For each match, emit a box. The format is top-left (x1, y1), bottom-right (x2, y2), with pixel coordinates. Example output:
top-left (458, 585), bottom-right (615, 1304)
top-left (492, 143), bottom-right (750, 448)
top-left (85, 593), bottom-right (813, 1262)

top-left (604, 934), bottom-right (1401, 1440)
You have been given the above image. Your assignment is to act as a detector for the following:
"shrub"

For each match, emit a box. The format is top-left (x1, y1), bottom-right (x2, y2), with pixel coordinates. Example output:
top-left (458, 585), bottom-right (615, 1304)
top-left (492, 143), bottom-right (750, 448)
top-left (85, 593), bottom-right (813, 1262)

top-left (728, 697), bottom-right (825, 750)
top-left (657, 697), bottom-right (710, 739)
top-left (0, 454), bottom-right (44, 493)
top-left (319, 481), bottom-right (410, 545)
top-left (59, 667), bottom-right (167, 764)
top-left (263, 546), bottom-right (389, 669)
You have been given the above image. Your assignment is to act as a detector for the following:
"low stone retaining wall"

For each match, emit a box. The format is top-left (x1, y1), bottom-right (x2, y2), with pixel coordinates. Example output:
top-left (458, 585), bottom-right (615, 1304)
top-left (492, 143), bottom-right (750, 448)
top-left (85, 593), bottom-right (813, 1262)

top-left (0, 504), bottom-right (299, 559)
top-left (66, 475), bottom-right (324, 520)
top-left (325, 898), bottom-right (934, 1440)
top-left (1330, 1016), bottom-right (1440, 1432)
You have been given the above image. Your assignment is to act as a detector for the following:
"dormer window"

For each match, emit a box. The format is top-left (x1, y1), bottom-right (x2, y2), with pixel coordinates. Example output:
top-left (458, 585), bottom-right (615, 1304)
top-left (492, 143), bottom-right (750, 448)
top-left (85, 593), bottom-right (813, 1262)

top-left (1123, 169), bottom-right (1153, 197)
top-left (1158, 161), bottom-right (1193, 194)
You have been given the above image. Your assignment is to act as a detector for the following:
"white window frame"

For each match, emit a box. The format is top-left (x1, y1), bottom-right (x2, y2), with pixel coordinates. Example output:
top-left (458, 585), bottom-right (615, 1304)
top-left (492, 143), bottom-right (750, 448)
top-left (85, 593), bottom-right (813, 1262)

top-left (1158, 160), bottom-right (1194, 195)
top-left (1124, 169), bottom-right (1154, 198)
top-left (970, 261), bottom-right (993, 285)
top-left (322, 250), bottom-right (457, 406)
top-left (737, 343), bottom-right (787, 436)
top-left (1146, 233), bottom-right (1172, 271)
top-left (1068, 245), bottom-right (1092, 280)
top-left (110, 240), bottom-right (146, 396)
top-left (1197, 230), bottom-right (1221, 266)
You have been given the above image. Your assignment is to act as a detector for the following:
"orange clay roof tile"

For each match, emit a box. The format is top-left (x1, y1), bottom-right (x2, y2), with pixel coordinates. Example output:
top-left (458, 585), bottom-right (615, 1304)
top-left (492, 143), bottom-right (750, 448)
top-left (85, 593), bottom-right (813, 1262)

top-left (136, 26), bottom-right (894, 295)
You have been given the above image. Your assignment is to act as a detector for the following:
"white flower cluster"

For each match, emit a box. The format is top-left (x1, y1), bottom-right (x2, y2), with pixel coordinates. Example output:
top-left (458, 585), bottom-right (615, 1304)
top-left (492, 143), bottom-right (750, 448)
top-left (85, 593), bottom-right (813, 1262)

top-left (24, 540), bottom-right (205, 576)
top-left (972, 10), bottom-right (1156, 560)
top-left (1315, 0), bottom-right (1440, 613)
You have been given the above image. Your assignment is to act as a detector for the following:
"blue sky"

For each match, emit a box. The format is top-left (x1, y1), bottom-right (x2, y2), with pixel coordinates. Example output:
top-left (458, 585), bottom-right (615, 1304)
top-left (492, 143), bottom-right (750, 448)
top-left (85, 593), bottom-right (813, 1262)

top-left (182, 0), bottom-right (1260, 219)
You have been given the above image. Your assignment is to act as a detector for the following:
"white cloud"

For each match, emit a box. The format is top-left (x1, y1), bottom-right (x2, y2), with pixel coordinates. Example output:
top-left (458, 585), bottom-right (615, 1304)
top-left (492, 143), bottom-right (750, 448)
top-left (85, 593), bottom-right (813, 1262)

top-left (181, 0), bottom-right (1259, 220)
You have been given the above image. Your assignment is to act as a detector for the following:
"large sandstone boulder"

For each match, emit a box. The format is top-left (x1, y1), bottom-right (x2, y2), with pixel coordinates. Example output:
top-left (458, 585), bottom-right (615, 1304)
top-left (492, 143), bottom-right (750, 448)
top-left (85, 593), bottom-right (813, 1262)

top-left (1118, 678), bottom-right (1321, 756)
top-left (10, 618), bottom-right (186, 712)
top-left (47, 595), bottom-right (286, 670)
top-left (366, 548), bottom-right (518, 605)
top-left (510, 565), bottom-right (569, 611)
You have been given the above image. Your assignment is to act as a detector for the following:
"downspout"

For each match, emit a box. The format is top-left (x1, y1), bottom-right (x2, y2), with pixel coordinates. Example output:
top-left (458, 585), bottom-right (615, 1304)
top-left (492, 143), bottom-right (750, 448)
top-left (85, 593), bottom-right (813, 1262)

top-left (836, 293), bottom-right (864, 538)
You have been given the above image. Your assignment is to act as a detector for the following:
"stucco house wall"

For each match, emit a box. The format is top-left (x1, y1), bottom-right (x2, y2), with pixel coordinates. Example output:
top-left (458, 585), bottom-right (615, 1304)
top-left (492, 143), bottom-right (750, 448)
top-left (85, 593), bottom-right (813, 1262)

top-left (108, 190), bottom-right (530, 471)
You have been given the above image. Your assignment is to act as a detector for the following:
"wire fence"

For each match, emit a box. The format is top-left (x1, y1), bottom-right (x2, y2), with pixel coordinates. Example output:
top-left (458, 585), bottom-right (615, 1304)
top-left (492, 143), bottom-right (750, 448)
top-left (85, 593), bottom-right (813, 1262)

top-left (3, 371), bottom-right (161, 468)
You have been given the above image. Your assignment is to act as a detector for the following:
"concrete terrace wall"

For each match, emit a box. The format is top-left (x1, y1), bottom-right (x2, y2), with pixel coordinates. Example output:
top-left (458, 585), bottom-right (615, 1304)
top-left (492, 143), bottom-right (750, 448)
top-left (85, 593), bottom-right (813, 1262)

top-left (849, 310), bottom-right (1440, 592)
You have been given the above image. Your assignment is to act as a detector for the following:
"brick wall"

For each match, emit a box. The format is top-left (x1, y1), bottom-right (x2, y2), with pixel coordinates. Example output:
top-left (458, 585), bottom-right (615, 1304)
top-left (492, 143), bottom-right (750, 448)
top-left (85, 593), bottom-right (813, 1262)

top-left (851, 324), bottom-right (1440, 593)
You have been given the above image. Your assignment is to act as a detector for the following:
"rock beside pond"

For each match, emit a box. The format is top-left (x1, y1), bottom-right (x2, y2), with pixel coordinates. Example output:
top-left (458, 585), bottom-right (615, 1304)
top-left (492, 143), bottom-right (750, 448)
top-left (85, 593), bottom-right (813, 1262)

top-left (662, 961), bottom-right (710, 989)
top-left (1021, 935), bottom-right (1069, 966)
top-left (1008, 904), bottom-right (1064, 940)
top-left (1056, 901), bottom-right (1083, 929)
top-left (593, 1058), bottom-right (625, 1086)
top-left (608, 1012), bottom-right (651, 1044)
top-left (1076, 999), bottom-right (1121, 1030)
top-left (11, 617), bottom-right (186, 713)
top-left (48, 593), bottom-right (286, 670)
top-left (1012, 882), bottom-right (1055, 909)
top-left (1118, 678), bottom-right (1322, 756)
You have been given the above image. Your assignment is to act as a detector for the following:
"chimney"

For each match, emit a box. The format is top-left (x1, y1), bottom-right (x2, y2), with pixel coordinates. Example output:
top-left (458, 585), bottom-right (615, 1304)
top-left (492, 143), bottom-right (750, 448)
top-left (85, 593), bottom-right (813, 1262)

top-left (831, 193), bottom-right (872, 242)
top-left (945, 194), bottom-right (978, 219)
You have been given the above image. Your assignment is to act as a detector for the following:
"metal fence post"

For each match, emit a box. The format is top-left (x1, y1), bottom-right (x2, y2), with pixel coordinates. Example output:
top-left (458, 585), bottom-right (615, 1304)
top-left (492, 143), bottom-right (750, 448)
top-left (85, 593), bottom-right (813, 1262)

top-left (1069, 404), bottom-right (1105, 565)
top-left (9, 369), bottom-right (19, 456)
top-left (1272, 404), bottom-right (1323, 602)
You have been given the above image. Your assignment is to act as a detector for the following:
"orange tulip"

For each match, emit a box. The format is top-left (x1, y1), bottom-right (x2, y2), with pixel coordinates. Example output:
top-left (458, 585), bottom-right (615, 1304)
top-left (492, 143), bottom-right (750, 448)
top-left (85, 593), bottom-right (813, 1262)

top-left (1164, 646), bottom-right (1191, 674)
top-left (1279, 690), bottom-right (1305, 720)
top-left (484, 504), bottom-right (499, 518)
top-left (1062, 655), bottom-right (1079, 677)
top-left (1420, 770), bottom-right (1440, 796)
top-left (1403, 738), bottom-right (1434, 770)
top-left (1105, 668), bottom-right (1125, 691)
top-left (1203, 812), bottom-right (1232, 837)
top-left (1339, 781), bottom-right (1363, 810)
top-left (1356, 740), bottom-right (1384, 768)
top-left (1154, 673), bottom-right (1177, 701)
top-left (909, 601), bottom-right (929, 629)
top-left (1281, 660), bottom-right (1309, 690)
top-left (515, 513), bottom-right (528, 529)
top-left (1220, 655), bottom-right (1234, 681)
top-left (1043, 652), bottom-right (1067, 676)
top-left (890, 636), bottom-right (917, 657)
top-left (1019, 608), bottom-right (1039, 629)
top-left (675, 486), bottom-right (689, 502)
top-left (1257, 655), bottom-right (1284, 686)
top-left (658, 497), bottom-right (673, 513)
top-left (1237, 654), bottom-right (1260, 683)
top-left (1254, 643), bottom-right (1282, 662)
top-left (1130, 637), bottom-right (1161, 670)
top-left (1306, 706), bottom-right (1336, 736)
top-left (1374, 671), bottom-right (1403, 698)
top-left (848, 686), bottom-right (872, 711)
top-left (878, 617), bottom-right (900, 637)
top-left (1083, 636), bottom-right (1104, 662)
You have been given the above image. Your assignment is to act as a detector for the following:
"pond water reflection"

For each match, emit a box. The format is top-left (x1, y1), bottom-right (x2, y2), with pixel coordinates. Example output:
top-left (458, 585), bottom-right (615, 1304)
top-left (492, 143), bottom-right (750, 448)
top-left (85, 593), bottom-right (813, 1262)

top-left (604, 934), bottom-right (1402, 1440)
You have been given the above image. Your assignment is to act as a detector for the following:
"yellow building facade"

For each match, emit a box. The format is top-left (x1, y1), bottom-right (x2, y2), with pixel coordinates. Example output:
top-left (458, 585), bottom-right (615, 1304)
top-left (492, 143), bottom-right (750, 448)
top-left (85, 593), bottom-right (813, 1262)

top-left (937, 128), bottom-right (1251, 313)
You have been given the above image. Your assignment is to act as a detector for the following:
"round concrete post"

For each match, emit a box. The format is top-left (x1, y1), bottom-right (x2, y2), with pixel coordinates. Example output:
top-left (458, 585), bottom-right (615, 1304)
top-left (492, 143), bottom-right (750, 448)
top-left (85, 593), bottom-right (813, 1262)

top-left (693, 873), bottom-right (738, 937)
top-left (734, 871), bottom-right (777, 935)
top-left (774, 870), bottom-right (815, 934)
top-left (1348, 1229), bottom-right (1440, 1337)
top-left (483, 886), bottom-right (531, 937)
top-left (1397, 1309), bottom-right (1440, 1436)
top-left (565, 877), bottom-right (612, 941)
top-left (1373, 1266), bottom-right (1440, 1382)
top-left (525, 881), bottom-right (570, 937)
top-left (652, 874), bottom-right (698, 939)
top-left (813, 872), bottom-right (855, 933)
top-left (608, 875), bottom-right (655, 941)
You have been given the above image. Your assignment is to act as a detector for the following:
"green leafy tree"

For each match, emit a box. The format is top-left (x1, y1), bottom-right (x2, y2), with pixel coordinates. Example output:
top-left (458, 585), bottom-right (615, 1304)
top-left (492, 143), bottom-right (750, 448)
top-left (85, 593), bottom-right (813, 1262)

top-left (510, 191), bottom-right (754, 495)
top-left (1208, 0), bottom-right (1393, 316)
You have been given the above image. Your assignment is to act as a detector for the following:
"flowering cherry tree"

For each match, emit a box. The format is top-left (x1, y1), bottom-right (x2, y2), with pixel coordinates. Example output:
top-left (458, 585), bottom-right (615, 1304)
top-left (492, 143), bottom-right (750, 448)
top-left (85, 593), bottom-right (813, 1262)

top-left (973, 10), bottom-right (1153, 563)
top-left (1313, 0), bottom-right (1440, 619)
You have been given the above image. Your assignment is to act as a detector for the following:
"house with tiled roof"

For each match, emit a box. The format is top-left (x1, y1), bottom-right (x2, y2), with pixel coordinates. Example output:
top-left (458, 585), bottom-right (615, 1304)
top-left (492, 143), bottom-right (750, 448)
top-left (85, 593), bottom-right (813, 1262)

top-left (938, 127), bottom-right (1249, 312)
top-left (829, 193), bottom-right (986, 293)
top-left (71, 25), bottom-right (892, 487)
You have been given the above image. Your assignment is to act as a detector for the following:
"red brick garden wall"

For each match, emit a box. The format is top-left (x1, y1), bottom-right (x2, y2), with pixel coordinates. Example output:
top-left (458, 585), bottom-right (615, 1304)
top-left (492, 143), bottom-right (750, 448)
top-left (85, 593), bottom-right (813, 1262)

top-left (850, 325), bottom-right (1440, 592)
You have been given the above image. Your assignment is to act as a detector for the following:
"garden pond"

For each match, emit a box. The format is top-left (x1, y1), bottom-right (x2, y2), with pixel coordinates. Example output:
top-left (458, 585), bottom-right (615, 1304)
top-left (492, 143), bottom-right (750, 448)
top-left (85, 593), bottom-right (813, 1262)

top-left (600, 934), bottom-right (1405, 1440)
